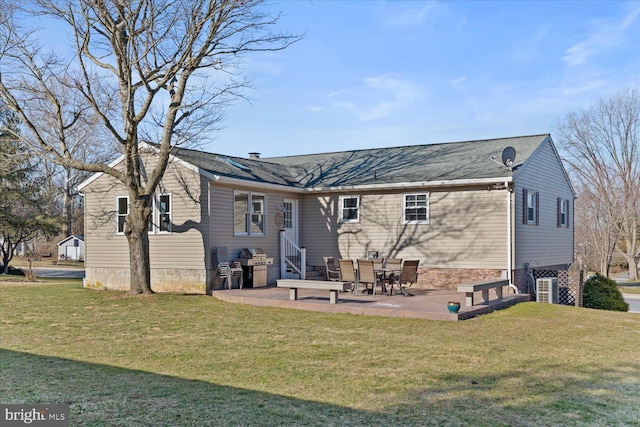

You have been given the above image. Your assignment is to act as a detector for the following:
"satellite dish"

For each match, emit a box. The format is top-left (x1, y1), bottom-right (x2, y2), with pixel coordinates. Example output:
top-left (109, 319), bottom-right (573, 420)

top-left (501, 146), bottom-right (516, 167)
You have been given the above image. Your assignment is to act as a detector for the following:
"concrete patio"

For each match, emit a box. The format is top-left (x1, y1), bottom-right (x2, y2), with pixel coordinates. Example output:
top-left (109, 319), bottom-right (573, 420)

top-left (212, 285), bottom-right (530, 321)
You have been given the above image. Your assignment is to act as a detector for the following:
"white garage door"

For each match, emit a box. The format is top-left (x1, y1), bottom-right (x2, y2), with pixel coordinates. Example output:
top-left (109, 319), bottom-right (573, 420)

top-left (65, 246), bottom-right (80, 260)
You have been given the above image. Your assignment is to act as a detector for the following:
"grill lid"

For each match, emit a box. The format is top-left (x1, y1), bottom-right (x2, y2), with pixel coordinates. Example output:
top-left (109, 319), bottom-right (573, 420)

top-left (241, 248), bottom-right (266, 258)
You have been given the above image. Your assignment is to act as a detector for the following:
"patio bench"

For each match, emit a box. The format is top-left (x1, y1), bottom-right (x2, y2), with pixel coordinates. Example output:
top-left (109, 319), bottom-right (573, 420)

top-left (457, 279), bottom-right (509, 307)
top-left (277, 279), bottom-right (351, 304)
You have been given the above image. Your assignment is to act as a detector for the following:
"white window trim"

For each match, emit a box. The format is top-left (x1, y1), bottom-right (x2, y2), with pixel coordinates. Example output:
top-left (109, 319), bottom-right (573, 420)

top-left (116, 196), bottom-right (128, 235)
top-left (560, 199), bottom-right (569, 228)
top-left (234, 190), bottom-right (267, 236)
top-left (339, 195), bottom-right (360, 223)
top-left (527, 191), bottom-right (538, 225)
top-left (282, 201), bottom-right (293, 229)
top-left (402, 192), bottom-right (430, 224)
top-left (156, 193), bottom-right (172, 234)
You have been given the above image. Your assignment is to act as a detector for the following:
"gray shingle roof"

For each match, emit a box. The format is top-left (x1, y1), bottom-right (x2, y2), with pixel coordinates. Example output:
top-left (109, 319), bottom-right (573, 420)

top-left (172, 134), bottom-right (550, 189)
top-left (171, 147), bottom-right (299, 186)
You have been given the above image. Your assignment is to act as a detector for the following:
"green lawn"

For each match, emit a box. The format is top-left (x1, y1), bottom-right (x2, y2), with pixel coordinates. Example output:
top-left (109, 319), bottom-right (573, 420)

top-left (1, 280), bottom-right (639, 426)
top-left (8, 257), bottom-right (84, 269)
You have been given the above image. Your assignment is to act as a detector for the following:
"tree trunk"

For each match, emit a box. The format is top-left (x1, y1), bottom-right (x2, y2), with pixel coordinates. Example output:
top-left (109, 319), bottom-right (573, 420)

top-left (63, 170), bottom-right (73, 237)
top-left (601, 261), bottom-right (610, 278)
top-left (628, 256), bottom-right (639, 281)
top-left (125, 199), bottom-right (153, 294)
top-left (1, 239), bottom-right (13, 274)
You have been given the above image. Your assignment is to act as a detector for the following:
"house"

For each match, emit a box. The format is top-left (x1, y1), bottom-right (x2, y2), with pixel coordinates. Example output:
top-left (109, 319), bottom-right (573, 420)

top-left (57, 235), bottom-right (85, 261)
top-left (0, 239), bottom-right (35, 257)
top-left (78, 134), bottom-right (575, 294)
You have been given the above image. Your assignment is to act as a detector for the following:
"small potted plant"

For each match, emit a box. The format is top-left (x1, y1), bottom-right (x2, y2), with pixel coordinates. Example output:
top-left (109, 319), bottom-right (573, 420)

top-left (447, 301), bottom-right (461, 313)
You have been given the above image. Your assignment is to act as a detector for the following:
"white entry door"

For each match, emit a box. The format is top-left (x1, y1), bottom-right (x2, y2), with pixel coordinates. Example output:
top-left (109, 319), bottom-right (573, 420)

top-left (283, 198), bottom-right (298, 245)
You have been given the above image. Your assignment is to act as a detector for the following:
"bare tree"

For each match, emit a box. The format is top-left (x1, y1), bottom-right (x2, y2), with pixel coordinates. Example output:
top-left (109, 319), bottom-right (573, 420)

top-left (0, 0), bottom-right (300, 293)
top-left (13, 75), bottom-right (118, 237)
top-left (573, 186), bottom-right (620, 276)
top-left (556, 88), bottom-right (640, 280)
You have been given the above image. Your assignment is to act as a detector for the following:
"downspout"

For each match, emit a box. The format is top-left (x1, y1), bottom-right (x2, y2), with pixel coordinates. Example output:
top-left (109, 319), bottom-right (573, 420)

top-left (506, 181), bottom-right (518, 294)
top-left (80, 192), bottom-right (86, 288)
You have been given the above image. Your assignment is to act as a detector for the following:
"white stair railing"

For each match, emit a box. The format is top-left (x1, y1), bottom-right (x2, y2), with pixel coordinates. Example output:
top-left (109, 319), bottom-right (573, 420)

top-left (280, 230), bottom-right (306, 280)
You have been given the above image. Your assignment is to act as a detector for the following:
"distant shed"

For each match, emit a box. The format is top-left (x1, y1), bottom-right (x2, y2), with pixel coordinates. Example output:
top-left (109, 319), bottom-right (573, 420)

top-left (57, 235), bottom-right (85, 261)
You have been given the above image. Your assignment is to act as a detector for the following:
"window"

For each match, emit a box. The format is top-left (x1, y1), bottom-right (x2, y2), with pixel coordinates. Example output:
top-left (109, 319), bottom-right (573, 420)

top-left (403, 193), bottom-right (429, 223)
top-left (558, 198), bottom-right (569, 228)
top-left (283, 202), bottom-right (293, 229)
top-left (234, 191), bottom-right (266, 236)
top-left (523, 189), bottom-right (539, 225)
top-left (116, 196), bottom-right (128, 234)
top-left (339, 195), bottom-right (360, 223)
top-left (251, 196), bottom-right (265, 234)
top-left (116, 194), bottom-right (171, 235)
top-left (158, 194), bottom-right (171, 232)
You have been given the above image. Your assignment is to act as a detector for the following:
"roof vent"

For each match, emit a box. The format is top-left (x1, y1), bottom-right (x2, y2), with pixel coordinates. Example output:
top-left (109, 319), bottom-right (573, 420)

top-left (249, 152), bottom-right (261, 159)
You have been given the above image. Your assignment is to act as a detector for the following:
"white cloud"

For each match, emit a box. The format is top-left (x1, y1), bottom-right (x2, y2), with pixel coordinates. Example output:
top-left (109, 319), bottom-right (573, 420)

top-left (622, 5), bottom-right (640, 28)
top-left (512, 24), bottom-right (552, 62)
top-left (563, 42), bottom-right (591, 67)
top-left (449, 77), bottom-right (467, 92)
top-left (331, 75), bottom-right (422, 121)
top-left (384, 3), bottom-right (437, 27)
top-left (562, 5), bottom-right (640, 67)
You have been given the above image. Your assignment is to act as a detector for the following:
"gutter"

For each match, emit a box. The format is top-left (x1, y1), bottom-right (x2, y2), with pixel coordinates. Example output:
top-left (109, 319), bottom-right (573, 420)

top-left (304, 177), bottom-right (513, 192)
top-left (212, 174), bottom-right (514, 193)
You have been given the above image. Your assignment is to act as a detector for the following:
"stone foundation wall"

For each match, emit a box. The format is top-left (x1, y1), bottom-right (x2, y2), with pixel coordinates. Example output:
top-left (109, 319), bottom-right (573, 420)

top-left (85, 267), bottom-right (207, 294)
top-left (416, 268), bottom-right (504, 290)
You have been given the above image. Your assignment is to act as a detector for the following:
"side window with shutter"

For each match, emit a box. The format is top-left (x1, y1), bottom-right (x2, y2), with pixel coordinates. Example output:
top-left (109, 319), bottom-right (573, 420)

top-left (523, 189), bottom-right (539, 225)
top-left (557, 198), bottom-right (569, 228)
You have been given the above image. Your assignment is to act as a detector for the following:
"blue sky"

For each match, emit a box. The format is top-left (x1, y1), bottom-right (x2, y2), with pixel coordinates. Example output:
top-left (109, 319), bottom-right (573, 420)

top-left (210, 0), bottom-right (640, 158)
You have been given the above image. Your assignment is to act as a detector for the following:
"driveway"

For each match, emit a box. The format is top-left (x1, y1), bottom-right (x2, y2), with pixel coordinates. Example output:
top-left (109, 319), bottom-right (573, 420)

top-left (615, 272), bottom-right (640, 313)
top-left (623, 294), bottom-right (640, 313)
top-left (34, 267), bottom-right (85, 279)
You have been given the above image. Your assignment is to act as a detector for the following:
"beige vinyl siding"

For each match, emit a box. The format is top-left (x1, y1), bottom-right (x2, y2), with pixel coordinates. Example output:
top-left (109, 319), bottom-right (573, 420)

top-left (83, 157), bottom-right (208, 271)
top-left (209, 182), bottom-right (298, 266)
top-left (301, 187), bottom-right (509, 269)
top-left (84, 186), bottom-right (130, 267)
top-left (514, 139), bottom-right (574, 269)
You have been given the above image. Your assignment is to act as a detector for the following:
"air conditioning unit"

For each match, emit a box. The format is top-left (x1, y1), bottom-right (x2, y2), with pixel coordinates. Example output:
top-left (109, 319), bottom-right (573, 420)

top-left (536, 278), bottom-right (558, 304)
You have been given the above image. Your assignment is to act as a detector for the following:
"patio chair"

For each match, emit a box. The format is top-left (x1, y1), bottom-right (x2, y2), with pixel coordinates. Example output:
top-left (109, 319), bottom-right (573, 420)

top-left (384, 258), bottom-right (403, 291)
top-left (213, 247), bottom-right (244, 290)
top-left (323, 256), bottom-right (341, 281)
top-left (371, 257), bottom-right (385, 282)
top-left (371, 257), bottom-right (384, 270)
top-left (338, 259), bottom-right (356, 292)
top-left (357, 259), bottom-right (385, 296)
top-left (398, 260), bottom-right (420, 289)
top-left (385, 258), bottom-right (403, 269)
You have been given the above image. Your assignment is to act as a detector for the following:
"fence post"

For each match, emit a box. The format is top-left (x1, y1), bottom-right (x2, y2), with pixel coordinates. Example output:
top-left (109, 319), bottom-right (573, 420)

top-left (577, 270), bottom-right (584, 307)
top-left (280, 230), bottom-right (285, 279)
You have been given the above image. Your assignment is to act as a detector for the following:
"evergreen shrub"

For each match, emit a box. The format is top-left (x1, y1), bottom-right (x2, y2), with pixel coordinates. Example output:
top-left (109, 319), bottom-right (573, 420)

top-left (583, 273), bottom-right (629, 312)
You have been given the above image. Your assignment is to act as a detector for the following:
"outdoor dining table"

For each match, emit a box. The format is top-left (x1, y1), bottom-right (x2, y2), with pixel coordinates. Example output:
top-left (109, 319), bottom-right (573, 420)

top-left (375, 267), bottom-right (413, 296)
top-left (374, 268), bottom-right (402, 296)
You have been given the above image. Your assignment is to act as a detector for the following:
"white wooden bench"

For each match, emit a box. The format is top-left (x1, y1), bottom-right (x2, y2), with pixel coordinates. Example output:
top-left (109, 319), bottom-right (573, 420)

top-left (277, 279), bottom-right (351, 304)
top-left (457, 279), bottom-right (509, 307)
